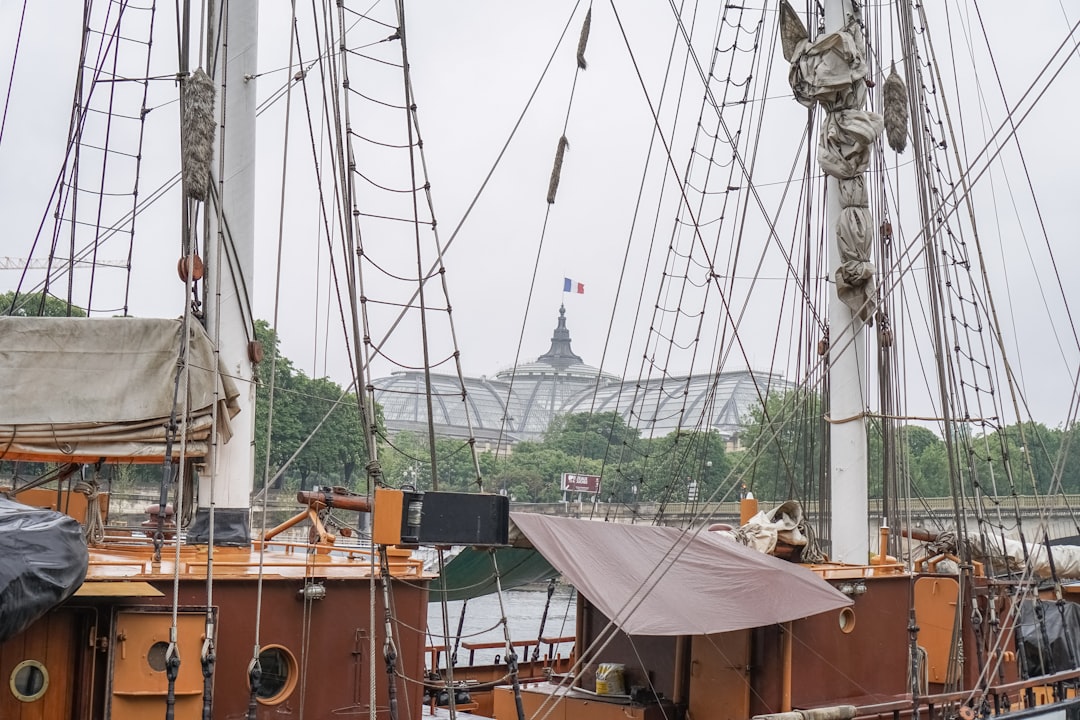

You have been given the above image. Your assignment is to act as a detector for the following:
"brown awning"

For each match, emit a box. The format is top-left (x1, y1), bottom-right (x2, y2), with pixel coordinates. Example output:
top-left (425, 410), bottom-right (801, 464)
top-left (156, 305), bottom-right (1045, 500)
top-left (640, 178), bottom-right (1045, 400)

top-left (510, 512), bottom-right (851, 636)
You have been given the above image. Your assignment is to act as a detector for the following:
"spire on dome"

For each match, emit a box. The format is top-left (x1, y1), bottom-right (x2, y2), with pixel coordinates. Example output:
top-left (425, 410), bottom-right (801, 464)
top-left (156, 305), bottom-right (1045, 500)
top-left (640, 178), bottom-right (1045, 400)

top-left (536, 305), bottom-right (583, 370)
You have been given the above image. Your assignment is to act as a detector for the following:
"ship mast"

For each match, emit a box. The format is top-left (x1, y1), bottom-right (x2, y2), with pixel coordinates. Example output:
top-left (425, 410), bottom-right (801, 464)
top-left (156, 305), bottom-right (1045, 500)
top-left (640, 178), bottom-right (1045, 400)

top-left (782, 0), bottom-right (882, 563)
top-left (823, 0), bottom-right (869, 563)
top-left (194, 1), bottom-right (260, 541)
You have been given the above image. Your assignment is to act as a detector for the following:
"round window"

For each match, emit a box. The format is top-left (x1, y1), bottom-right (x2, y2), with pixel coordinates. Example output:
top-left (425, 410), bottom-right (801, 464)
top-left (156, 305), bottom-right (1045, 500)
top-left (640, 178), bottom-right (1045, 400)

top-left (252, 645), bottom-right (298, 704)
top-left (10, 660), bottom-right (49, 702)
top-left (147, 641), bottom-right (171, 672)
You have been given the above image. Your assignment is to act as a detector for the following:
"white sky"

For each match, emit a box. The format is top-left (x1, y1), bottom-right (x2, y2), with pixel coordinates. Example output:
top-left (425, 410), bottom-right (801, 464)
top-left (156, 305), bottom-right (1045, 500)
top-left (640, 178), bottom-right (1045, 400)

top-left (2, 1), bottom-right (1079, 430)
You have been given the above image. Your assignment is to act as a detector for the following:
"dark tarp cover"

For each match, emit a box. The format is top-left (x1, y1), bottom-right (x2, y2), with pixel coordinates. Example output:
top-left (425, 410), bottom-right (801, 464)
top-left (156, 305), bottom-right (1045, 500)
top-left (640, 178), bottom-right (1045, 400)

top-left (187, 507), bottom-right (251, 547)
top-left (0, 496), bottom-right (89, 642)
top-left (510, 512), bottom-right (851, 636)
top-left (428, 547), bottom-right (557, 602)
top-left (1017, 599), bottom-right (1080, 677)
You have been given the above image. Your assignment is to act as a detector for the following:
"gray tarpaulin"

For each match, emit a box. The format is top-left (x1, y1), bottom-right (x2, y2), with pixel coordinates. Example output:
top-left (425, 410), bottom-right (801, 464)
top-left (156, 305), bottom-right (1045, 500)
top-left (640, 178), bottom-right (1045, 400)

top-left (510, 512), bottom-right (850, 636)
top-left (0, 317), bottom-right (240, 461)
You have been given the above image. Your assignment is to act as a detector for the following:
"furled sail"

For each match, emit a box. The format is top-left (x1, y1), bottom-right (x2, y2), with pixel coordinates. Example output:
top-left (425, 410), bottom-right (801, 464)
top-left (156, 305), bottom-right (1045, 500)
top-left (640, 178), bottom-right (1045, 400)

top-left (713, 500), bottom-right (823, 562)
top-left (781, 1), bottom-right (883, 322)
top-left (0, 317), bottom-right (240, 461)
top-left (927, 530), bottom-right (1080, 580)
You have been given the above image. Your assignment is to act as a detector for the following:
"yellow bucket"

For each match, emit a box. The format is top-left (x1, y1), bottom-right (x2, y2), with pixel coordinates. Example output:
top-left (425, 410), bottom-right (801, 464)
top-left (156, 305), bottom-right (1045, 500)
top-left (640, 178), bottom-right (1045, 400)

top-left (594, 663), bottom-right (626, 695)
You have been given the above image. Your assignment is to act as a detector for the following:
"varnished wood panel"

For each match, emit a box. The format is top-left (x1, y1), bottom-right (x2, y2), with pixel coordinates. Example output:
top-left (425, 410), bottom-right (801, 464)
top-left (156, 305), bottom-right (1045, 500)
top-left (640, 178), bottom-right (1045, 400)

top-left (0, 610), bottom-right (77, 720)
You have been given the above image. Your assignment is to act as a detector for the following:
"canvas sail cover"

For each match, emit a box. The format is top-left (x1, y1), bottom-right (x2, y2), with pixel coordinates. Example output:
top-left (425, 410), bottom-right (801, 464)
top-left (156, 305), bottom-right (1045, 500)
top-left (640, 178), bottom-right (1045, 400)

top-left (510, 512), bottom-right (850, 636)
top-left (927, 530), bottom-right (1080, 580)
top-left (0, 317), bottom-right (240, 461)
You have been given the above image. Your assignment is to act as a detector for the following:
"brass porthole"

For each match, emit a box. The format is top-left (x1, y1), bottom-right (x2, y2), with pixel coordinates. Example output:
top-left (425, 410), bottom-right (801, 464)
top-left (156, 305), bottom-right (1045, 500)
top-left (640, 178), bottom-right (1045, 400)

top-left (147, 641), bottom-right (171, 672)
top-left (838, 607), bottom-right (856, 634)
top-left (10, 660), bottom-right (49, 702)
top-left (251, 645), bottom-right (298, 704)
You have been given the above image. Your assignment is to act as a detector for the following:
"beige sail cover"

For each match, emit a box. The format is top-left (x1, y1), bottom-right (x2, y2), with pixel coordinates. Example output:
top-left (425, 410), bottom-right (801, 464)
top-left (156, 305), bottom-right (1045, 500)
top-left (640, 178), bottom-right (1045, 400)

top-left (928, 531), bottom-right (1080, 580)
top-left (0, 317), bottom-right (240, 461)
top-left (715, 500), bottom-right (810, 555)
top-left (510, 512), bottom-right (850, 636)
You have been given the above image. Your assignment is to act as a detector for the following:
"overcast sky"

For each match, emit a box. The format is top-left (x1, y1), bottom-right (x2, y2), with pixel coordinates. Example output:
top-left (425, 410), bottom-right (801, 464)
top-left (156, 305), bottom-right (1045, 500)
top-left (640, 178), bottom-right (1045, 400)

top-left (2, 1), bottom-right (1079, 429)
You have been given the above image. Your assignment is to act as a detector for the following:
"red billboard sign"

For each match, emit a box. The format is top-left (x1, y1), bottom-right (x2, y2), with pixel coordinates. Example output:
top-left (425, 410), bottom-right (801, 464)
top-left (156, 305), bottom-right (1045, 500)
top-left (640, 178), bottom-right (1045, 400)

top-left (561, 473), bottom-right (601, 493)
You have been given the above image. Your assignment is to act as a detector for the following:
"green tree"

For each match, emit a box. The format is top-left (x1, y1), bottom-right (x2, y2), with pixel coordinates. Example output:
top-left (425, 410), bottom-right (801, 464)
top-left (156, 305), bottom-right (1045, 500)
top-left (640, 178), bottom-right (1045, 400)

top-left (0, 290), bottom-right (87, 317)
top-left (736, 389), bottom-right (824, 502)
top-left (625, 429), bottom-right (730, 505)
top-left (897, 425), bottom-right (949, 497)
top-left (1054, 425), bottom-right (1080, 494)
top-left (252, 320), bottom-right (376, 491)
top-left (378, 432), bottom-right (497, 493)
top-left (967, 422), bottom-right (1062, 497)
top-left (914, 442), bottom-right (949, 496)
top-left (543, 411), bottom-right (641, 461)
top-left (499, 441), bottom-right (598, 502)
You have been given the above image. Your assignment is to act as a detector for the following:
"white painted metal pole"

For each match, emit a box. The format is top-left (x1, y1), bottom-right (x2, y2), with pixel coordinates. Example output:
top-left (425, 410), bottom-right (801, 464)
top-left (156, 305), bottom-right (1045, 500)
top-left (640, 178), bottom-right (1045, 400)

top-left (201, 1), bottom-right (259, 513)
top-left (825, 0), bottom-right (869, 564)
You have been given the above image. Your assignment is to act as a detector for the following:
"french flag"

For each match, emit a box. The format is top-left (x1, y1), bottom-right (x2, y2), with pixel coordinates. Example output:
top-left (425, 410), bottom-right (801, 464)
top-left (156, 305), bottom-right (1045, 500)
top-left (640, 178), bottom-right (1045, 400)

top-left (563, 278), bottom-right (585, 294)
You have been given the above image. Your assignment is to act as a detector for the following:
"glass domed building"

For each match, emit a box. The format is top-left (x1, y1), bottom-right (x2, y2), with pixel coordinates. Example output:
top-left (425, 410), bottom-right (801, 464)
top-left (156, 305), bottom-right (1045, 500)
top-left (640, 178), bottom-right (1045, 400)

top-left (372, 306), bottom-right (787, 448)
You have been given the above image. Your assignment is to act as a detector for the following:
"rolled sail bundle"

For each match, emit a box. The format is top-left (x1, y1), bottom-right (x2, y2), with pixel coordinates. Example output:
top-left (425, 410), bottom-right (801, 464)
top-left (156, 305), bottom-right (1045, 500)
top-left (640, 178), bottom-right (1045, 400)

top-left (923, 530), bottom-right (1080, 579)
top-left (182, 67), bottom-right (216, 202)
top-left (781, 0), bottom-right (883, 322)
top-left (0, 496), bottom-right (89, 643)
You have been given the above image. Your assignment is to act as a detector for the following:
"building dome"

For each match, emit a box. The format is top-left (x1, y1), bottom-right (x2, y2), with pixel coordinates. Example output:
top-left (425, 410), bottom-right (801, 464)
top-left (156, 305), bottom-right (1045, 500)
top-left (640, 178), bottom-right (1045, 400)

top-left (372, 371), bottom-right (548, 446)
top-left (494, 305), bottom-right (621, 430)
top-left (560, 370), bottom-right (789, 440)
top-left (373, 306), bottom-right (784, 446)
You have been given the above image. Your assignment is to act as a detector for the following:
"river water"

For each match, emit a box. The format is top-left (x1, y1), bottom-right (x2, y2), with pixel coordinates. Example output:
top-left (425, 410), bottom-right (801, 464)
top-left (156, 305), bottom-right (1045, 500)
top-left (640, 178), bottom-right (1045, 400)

top-left (425, 586), bottom-right (577, 666)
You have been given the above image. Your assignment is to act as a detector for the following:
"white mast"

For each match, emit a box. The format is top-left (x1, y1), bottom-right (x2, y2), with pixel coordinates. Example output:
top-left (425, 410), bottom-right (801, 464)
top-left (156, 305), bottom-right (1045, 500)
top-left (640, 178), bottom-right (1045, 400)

top-left (823, 0), bottom-right (868, 564)
top-left (782, 0), bottom-right (881, 564)
top-left (198, 1), bottom-right (259, 535)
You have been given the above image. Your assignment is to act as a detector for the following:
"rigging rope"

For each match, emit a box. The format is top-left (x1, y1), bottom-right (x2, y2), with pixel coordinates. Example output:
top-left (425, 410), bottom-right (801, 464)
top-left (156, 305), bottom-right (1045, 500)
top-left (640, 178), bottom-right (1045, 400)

top-left (496, 0), bottom-right (587, 464)
top-left (436, 548), bottom-right (459, 720)
top-left (379, 547), bottom-right (401, 720)
top-left (490, 550), bottom-right (526, 720)
top-left (163, 199), bottom-right (198, 720)
top-left (246, 0), bottom-right (292, 711)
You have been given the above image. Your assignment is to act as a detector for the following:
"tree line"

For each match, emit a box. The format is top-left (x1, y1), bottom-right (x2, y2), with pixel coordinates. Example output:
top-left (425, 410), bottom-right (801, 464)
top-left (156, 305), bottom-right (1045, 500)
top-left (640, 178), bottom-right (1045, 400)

top-left (3, 303), bottom-right (1076, 508)
top-left (736, 389), bottom-right (1080, 505)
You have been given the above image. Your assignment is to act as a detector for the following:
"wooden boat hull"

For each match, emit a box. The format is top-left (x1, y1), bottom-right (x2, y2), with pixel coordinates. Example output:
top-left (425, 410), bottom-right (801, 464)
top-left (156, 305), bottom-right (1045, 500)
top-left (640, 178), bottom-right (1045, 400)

top-left (0, 545), bottom-right (430, 719)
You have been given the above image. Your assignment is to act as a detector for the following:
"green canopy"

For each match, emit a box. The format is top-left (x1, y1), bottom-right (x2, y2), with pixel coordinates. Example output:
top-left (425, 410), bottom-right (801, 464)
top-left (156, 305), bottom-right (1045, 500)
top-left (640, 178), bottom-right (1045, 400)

top-left (428, 547), bottom-right (557, 602)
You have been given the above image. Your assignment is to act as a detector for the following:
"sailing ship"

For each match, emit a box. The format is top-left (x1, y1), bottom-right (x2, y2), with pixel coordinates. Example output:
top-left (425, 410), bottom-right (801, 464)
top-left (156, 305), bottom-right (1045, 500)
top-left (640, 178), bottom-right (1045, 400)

top-left (0, 1), bottom-right (472, 719)
top-left (421, 2), bottom-right (1080, 720)
top-left (3, 1), bottom-right (1080, 720)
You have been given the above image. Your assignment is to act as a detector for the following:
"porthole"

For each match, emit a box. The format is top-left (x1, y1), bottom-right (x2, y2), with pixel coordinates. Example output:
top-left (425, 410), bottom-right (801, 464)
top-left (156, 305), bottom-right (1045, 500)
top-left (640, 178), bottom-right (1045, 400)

top-left (10, 660), bottom-right (49, 703)
top-left (147, 641), bottom-right (170, 672)
top-left (251, 645), bottom-right (298, 704)
top-left (838, 607), bottom-right (856, 634)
